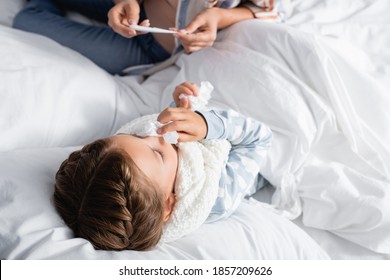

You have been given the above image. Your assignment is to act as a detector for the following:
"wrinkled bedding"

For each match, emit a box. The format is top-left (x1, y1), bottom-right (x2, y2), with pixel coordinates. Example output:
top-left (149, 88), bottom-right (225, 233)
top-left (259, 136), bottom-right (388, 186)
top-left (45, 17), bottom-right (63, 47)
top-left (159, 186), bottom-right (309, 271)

top-left (167, 21), bottom-right (390, 254)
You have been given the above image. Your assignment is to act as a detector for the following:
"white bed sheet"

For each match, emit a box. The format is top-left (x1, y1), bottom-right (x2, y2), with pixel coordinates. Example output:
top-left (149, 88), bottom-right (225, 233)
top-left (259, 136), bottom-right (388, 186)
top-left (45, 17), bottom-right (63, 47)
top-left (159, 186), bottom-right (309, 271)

top-left (284, 0), bottom-right (390, 259)
top-left (1, 0), bottom-right (389, 260)
top-left (287, 0), bottom-right (390, 88)
top-left (0, 146), bottom-right (329, 260)
top-left (0, 25), bottom-right (330, 260)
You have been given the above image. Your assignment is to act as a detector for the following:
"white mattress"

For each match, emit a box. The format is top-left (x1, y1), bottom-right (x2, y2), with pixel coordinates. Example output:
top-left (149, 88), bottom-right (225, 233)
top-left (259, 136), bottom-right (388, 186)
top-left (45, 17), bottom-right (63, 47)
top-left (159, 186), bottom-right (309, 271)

top-left (1, 0), bottom-right (389, 260)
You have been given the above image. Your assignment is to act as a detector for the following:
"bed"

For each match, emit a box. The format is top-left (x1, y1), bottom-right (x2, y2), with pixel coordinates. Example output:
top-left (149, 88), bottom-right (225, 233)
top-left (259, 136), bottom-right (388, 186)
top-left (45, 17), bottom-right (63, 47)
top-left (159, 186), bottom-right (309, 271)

top-left (1, 0), bottom-right (389, 260)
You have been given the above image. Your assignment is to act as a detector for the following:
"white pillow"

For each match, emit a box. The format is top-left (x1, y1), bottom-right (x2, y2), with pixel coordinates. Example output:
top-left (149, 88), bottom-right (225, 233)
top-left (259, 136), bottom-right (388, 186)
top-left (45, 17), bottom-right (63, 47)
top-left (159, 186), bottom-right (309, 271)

top-left (0, 0), bottom-right (24, 27)
top-left (0, 146), bottom-right (329, 259)
top-left (0, 26), bottom-right (148, 151)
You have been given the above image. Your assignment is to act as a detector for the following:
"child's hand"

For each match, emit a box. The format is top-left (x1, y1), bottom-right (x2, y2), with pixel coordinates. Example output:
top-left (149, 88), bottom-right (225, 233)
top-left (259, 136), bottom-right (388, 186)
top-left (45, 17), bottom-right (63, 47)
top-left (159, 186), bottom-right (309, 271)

top-left (157, 107), bottom-right (207, 142)
top-left (173, 82), bottom-right (199, 109)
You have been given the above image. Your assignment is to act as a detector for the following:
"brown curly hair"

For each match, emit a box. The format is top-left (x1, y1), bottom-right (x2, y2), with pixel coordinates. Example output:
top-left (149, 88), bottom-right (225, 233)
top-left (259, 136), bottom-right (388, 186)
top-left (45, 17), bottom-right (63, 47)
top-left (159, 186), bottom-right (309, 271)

top-left (54, 138), bottom-right (166, 251)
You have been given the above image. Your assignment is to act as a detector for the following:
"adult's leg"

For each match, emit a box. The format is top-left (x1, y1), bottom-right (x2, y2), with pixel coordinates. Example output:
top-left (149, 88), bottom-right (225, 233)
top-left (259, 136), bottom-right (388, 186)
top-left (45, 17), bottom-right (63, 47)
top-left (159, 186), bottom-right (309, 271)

top-left (13, 0), bottom-right (169, 74)
top-left (53, 0), bottom-right (114, 23)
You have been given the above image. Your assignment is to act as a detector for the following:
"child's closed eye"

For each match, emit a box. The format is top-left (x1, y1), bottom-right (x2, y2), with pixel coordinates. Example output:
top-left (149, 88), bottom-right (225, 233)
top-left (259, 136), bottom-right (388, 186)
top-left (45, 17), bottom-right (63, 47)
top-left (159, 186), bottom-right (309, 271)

top-left (153, 149), bottom-right (164, 160)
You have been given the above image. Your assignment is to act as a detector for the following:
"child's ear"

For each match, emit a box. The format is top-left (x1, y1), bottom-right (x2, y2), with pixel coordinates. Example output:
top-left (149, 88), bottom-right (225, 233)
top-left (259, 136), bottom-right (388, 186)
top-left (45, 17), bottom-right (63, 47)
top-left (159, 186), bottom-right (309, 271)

top-left (163, 193), bottom-right (176, 222)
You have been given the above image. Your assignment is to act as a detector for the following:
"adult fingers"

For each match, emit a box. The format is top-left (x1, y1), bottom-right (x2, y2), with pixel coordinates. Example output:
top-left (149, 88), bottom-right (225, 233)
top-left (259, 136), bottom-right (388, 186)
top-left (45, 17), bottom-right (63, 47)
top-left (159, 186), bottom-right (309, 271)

top-left (108, 7), bottom-right (131, 37)
top-left (108, 2), bottom-right (140, 38)
top-left (123, 2), bottom-right (140, 25)
top-left (124, 4), bottom-right (140, 36)
top-left (178, 33), bottom-right (215, 53)
top-left (133, 19), bottom-right (150, 35)
top-left (181, 15), bottom-right (206, 34)
top-left (176, 31), bottom-right (215, 45)
top-left (139, 19), bottom-right (150, 26)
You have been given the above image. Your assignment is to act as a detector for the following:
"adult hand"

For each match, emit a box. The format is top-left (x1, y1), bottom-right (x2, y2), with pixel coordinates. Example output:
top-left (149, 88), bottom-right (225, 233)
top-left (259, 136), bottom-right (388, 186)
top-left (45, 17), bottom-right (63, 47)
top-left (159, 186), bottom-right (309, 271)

top-left (108, 0), bottom-right (150, 38)
top-left (172, 82), bottom-right (199, 109)
top-left (173, 8), bottom-right (221, 53)
top-left (157, 107), bottom-right (207, 142)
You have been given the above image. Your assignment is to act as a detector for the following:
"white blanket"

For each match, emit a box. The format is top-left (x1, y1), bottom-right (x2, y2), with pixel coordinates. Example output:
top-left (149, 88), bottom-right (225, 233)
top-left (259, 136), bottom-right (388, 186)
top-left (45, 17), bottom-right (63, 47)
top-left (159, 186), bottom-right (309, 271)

top-left (160, 21), bottom-right (390, 254)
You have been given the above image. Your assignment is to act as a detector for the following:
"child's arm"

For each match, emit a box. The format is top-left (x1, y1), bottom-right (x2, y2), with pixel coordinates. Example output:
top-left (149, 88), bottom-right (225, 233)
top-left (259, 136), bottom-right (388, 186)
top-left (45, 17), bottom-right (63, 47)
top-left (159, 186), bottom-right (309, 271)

top-left (161, 81), bottom-right (272, 221)
top-left (158, 103), bottom-right (272, 222)
top-left (199, 109), bottom-right (273, 222)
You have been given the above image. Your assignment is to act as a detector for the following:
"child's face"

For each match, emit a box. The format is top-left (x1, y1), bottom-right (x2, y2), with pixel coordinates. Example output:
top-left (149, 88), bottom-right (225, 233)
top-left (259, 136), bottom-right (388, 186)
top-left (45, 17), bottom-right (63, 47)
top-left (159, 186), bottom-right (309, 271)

top-left (111, 134), bottom-right (178, 219)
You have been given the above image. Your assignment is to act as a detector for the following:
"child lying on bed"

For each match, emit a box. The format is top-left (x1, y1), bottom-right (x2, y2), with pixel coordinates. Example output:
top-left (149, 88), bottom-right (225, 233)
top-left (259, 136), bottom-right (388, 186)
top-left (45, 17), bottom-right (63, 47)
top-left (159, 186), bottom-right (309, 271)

top-left (54, 81), bottom-right (272, 251)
